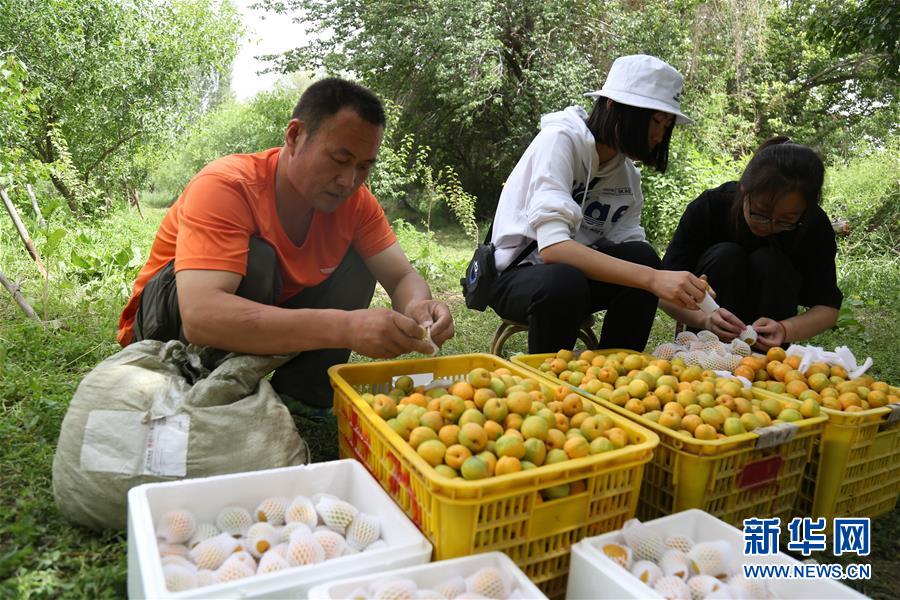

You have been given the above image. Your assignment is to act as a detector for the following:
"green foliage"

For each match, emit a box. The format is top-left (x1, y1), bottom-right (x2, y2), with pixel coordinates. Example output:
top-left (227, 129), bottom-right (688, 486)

top-left (151, 82), bottom-right (309, 196)
top-left (45, 125), bottom-right (105, 215)
top-left (258, 0), bottom-right (896, 223)
top-left (807, 0), bottom-right (899, 78)
top-left (392, 218), bottom-right (468, 282)
top-left (259, 0), bottom-right (692, 213)
top-left (821, 140), bottom-right (900, 258)
top-left (369, 104), bottom-right (479, 241)
top-left (0, 55), bottom-right (44, 189)
top-left (640, 137), bottom-right (743, 248)
top-left (0, 0), bottom-right (242, 211)
top-left (3, 201), bottom-right (900, 596)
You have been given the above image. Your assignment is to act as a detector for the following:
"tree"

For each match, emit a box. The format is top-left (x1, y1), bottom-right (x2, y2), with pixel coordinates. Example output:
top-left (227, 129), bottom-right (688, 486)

top-left (150, 79), bottom-right (311, 196)
top-left (0, 55), bottom-right (43, 190)
top-left (0, 0), bottom-right (243, 214)
top-left (258, 0), bottom-right (698, 215)
top-left (258, 0), bottom-right (897, 217)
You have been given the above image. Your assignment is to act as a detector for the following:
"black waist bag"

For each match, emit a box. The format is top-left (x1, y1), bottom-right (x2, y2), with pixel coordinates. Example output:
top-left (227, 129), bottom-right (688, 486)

top-left (461, 223), bottom-right (536, 311)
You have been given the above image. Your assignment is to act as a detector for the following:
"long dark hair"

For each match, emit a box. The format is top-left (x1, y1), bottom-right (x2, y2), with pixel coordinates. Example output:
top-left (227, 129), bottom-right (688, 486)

top-left (731, 136), bottom-right (825, 232)
top-left (585, 96), bottom-right (673, 172)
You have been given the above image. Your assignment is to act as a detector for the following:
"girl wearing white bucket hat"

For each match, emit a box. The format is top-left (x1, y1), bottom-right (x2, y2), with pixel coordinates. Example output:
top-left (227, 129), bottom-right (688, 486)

top-left (484, 55), bottom-right (706, 353)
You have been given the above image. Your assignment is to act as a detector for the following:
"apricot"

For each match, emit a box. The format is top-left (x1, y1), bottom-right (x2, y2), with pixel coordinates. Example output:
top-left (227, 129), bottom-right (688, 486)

top-left (460, 456), bottom-right (489, 480)
top-left (439, 395), bottom-right (466, 423)
top-left (472, 387), bottom-right (497, 409)
top-left (767, 347), bottom-right (787, 362)
top-left (477, 451), bottom-right (498, 475)
top-left (681, 414), bottom-right (702, 434)
top-left (546, 428), bottom-right (567, 450)
top-left (624, 398), bottom-right (646, 415)
top-left (495, 456), bottom-right (522, 476)
top-left (590, 437), bottom-right (615, 454)
top-left (467, 368), bottom-right (492, 388)
top-left (504, 413), bottom-right (524, 431)
top-left (523, 438), bottom-right (547, 466)
top-left (416, 439), bottom-right (446, 467)
top-left (409, 426), bottom-right (438, 449)
top-left (457, 408), bottom-right (484, 427)
top-left (604, 427), bottom-right (628, 449)
top-left (694, 424), bottom-right (718, 440)
top-left (562, 393), bottom-right (584, 416)
top-left (459, 422), bottom-right (487, 453)
top-left (521, 415), bottom-right (550, 441)
top-left (658, 412), bottom-right (682, 430)
top-left (373, 394), bottom-right (398, 420)
top-left (507, 391), bottom-right (533, 416)
top-left (564, 436), bottom-right (590, 459)
top-left (580, 416), bottom-right (607, 441)
top-left (438, 424), bottom-right (460, 446)
top-left (483, 420), bottom-right (504, 441)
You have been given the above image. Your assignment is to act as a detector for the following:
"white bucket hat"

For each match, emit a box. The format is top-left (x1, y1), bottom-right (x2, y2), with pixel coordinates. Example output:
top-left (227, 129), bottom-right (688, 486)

top-left (585, 54), bottom-right (693, 125)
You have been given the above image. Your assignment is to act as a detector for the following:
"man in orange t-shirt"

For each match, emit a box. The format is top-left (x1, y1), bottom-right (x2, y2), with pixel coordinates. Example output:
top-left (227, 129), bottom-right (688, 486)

top-left (118, 78), bottom-right (454, 411)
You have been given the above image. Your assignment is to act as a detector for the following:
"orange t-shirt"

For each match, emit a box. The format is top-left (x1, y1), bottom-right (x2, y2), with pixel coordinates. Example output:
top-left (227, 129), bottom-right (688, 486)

top-left (117, 147), bottom-right (397, 345)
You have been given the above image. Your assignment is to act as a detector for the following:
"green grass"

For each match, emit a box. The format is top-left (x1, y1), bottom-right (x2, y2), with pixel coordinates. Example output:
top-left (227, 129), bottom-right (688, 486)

top-left (1, 205), bottom-right (899, 597)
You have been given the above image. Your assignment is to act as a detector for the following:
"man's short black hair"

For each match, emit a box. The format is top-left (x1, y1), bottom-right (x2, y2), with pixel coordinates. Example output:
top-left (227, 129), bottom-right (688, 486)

top-left (585, 97), bottom-right (673, 172)
top-left (291, 77), bottom-right (386, 137)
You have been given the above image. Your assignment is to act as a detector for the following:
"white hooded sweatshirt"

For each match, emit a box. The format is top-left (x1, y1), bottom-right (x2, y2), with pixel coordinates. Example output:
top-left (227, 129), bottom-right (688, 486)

top-left (491, 105), bottom-right (647, 271)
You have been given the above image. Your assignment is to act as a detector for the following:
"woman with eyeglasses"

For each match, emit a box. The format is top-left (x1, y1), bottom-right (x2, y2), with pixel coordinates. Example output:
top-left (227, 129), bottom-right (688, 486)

top-left (660, 137), bottom-right (842, 351)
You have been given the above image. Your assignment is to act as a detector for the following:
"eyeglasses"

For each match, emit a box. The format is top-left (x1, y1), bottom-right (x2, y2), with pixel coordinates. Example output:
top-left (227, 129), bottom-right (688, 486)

top-left (744, 198), bottom-right (803, 232)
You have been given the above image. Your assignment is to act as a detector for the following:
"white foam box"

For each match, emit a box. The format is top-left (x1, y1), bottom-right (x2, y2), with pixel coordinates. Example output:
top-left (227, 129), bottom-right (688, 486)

top-left (566, 508), bottom-right (868, 600)
top-left (308, 551), bottom-right (547, 599)
top-left (127, 459), bottom-right (433, 599)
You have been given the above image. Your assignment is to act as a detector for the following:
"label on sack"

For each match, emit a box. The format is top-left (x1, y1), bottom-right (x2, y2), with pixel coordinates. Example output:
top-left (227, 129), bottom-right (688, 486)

top-left (81, 410), bottom-right (189, 477)
top-left (143, 414), bottom-right (190, 476)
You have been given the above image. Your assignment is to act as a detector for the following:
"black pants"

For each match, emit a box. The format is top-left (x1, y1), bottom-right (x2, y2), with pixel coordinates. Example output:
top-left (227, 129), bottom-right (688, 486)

top-left (133, 237), bottom-right (376, 408)
top-left (489, 241), bottom-right (662, 353)
top-left (696, 242), bottom-right (799, 325)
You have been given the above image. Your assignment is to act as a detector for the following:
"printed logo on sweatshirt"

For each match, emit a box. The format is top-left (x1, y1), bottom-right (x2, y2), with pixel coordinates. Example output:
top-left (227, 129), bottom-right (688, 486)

top-left (571, 179), bottom-right (633, 231)
top-left (582, 201), bottom-right (629, 230)
top-left (571, 176), bottom-right (601, 205)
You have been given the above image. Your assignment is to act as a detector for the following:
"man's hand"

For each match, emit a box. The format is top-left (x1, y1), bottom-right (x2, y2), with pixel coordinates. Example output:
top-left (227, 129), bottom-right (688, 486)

top-left (649, 271), bottom-right (707, 310)
top-left (752, 317), bottom-right (785, 351)
top-left (703, 308), bottom-right (746, 341)
top-left (404, 299), bottom-right (455, 347)
top-left (347, 307), bottom-right (437, 358)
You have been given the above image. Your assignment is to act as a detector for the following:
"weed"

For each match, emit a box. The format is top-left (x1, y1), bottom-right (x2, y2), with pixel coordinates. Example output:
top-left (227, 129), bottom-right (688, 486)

top-left (1, 202), bottom-right (899, 598)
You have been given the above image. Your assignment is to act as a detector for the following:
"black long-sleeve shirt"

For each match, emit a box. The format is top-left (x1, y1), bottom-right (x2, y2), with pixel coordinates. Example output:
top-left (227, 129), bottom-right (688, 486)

top-left (662, 181), bottom-right (843, 309)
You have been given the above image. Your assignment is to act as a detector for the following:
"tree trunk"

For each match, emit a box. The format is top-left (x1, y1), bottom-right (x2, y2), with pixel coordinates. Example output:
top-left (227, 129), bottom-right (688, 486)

top-left (129, 188), bottom-right (144, 220)
top-left (1, 189), bottom-right (48, 279)
top-left (0, 269), bottom-right (39, 321)
top-left (48, 172), bottom-right (80, 214)
top-left (26, 184), bottom-right (47, 228)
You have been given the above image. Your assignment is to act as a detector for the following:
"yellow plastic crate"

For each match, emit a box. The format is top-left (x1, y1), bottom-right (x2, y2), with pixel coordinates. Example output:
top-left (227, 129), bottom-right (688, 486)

top-left (754, 387), bottom-right (900, 522)
top-left (328, 353), bottom-right (658, 598)
top-left (512, 352), bottom-right (827, 528)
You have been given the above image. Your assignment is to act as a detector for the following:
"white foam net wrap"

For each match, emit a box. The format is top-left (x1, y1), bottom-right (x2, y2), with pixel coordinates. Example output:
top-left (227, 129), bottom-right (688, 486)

top-left (157, 509), bottom-right (196, 544)
top-left (285, 495), bottom-right (318, 527)
top-left (254, 496), bottom-right (289, 526)
top-left (465, 567), bottom-right (513, 600)
top-left (315, 495), bottom-right (359, 533)
top-left (215, 506), bottom-right (253, 536)
top-left (346, 512), bottom-right (381, 550)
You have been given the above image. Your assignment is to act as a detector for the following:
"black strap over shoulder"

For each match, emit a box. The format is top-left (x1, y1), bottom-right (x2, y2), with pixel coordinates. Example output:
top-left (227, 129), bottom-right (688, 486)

top-left (463, 192), bottom-right (588, 311)
top-left (482, 220), bottom-right (536, 271)
top-left (462, 221), bottom-right (535, 311)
